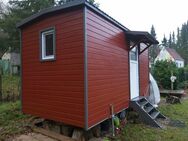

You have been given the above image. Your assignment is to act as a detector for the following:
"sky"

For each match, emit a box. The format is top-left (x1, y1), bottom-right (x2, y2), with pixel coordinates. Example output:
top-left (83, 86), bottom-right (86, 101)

top-left (2, 0), bottom-right (188, 42)
top-left (95, 0), bottom-right (188, 41)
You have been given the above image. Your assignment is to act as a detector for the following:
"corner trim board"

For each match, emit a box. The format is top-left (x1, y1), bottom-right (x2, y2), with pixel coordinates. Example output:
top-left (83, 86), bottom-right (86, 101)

top-left (84, 6), bottom-right (89, 130)
top-left (138, 43), bottom-right (141, 96)
top-left (20, 30), bottom-right (23, 112)
top-left (128, 41), bottom-right (131, 100)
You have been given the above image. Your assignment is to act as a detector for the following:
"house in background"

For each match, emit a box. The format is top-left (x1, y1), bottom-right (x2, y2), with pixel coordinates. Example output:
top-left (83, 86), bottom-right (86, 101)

top-left (155, 47), bottom-right (184, 68)
top-left (2, 51), bottom-right (20, 74)
top-left (17, 0), bottom-right (160, 130)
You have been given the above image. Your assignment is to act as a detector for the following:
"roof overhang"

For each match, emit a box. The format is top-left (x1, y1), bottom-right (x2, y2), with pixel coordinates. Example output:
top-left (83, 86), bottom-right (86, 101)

top-left (126, 31), bottom-right (159, 55)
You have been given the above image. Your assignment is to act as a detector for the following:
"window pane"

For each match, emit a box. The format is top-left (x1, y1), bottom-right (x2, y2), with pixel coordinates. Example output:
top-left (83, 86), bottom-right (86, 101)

top-left (45, 34), bottom-right (54, 56)
top-left (130, 47), bottom-right (137, 61)
top-left (130, 51), bottom-right (137, 61)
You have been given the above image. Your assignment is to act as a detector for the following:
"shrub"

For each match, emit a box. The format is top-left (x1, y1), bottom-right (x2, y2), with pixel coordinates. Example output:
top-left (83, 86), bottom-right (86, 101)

top-left (177, 68), bottom-right (185, 82)
top-left (177, 81), bottom-right (188, 89)
top-left (184, 65), bottom-right (188, 80)
top-left (153, 60), bottom-right (178, 89)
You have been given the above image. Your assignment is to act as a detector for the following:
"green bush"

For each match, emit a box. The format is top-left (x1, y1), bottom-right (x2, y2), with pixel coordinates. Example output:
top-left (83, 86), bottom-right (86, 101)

top-left (177, 68), bottom-right (185, 82)
top-left (184, 65), bottom-right (188, 80)
top-left (153, 60), bottom-right (178, 89)
top-left (177, 81), bottom-right (188, 89)
top-left (176, 65), bottom-right (188, 89)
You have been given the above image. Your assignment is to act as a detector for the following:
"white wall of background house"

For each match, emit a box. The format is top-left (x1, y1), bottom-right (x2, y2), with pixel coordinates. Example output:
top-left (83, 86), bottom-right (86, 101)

top-left (175, 60), bottom-right (184, 68)
top-left (2, 52), bottom-right (20, 74)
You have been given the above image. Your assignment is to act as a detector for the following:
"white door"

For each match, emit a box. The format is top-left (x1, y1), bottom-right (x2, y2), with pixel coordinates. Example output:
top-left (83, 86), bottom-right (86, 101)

top-left (130, 47), bottom-right (139, 99)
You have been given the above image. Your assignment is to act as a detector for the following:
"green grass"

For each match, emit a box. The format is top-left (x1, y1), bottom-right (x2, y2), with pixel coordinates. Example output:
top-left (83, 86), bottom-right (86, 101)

top-left (117, 100), bottom-right (188, 141)
top-left (0, 101), bottom-right (31, 140)
top-left (159, 100), bottom-right (188, 122)
top-left (2, 75), bottom-right (20, 98)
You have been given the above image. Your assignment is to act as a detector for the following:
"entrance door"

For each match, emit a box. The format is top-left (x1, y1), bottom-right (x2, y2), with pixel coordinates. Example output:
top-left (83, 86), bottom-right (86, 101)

top-left (130, 47), bottom-right (139, 99)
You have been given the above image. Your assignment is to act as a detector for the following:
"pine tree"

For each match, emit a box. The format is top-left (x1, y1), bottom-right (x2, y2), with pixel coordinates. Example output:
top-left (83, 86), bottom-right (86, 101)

top-left (168, 33), bottom-right (172, 48)
top-left (179, 22), bottom-right (188, 64)
top-left (150, 25), bottom-right (156, 38)
top-left (176, 27), bottom-right (181, 48)
top-left (175, 22), bottom-right (188, 64)
top-left (171, 31), bottom-right (176, 48)
top-left (172, 31), bottom-right (175, 44)
top-left (162, 35), bottom-right (168, 47)
top-left (149, 25), bottom-right (158, 65)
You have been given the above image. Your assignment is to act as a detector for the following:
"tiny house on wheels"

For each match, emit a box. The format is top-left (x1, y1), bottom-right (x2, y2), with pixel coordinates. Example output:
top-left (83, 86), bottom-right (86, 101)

top-left (17, 0), bottom-right (159, 130)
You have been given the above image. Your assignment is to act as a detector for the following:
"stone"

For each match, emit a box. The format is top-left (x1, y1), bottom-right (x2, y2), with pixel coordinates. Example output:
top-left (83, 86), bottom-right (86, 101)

top-left (92, 125), bottom-right (101, 138)
top-left (60, 125), bottom-right (74, 137)
top-left (72, 128), bottom-right (85, 141)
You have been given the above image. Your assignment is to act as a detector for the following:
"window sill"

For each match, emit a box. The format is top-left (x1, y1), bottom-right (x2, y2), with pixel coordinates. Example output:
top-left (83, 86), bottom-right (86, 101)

top-left (40, 57), bottom-right (56, 62)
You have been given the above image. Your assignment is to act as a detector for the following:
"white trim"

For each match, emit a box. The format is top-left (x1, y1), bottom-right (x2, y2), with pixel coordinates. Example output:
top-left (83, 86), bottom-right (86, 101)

top-left (41, 29), bottom-right (55, 60)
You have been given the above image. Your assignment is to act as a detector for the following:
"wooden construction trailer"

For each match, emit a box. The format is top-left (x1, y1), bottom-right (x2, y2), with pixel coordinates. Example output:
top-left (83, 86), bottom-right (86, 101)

top-left (17, 0), bottom-right (159, 130)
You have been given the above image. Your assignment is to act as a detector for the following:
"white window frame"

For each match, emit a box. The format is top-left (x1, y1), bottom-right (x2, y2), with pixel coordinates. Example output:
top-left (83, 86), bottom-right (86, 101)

top-left (41, 28), bottom-right (55, 61)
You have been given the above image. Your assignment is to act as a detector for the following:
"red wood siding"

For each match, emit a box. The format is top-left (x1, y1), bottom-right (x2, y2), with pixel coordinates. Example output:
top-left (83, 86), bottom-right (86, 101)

top-left (139, 49), bottom-right (149, 96)
top-left (86, 9), bottom-right (129, 128)
top-left (22, 9), bottom-right (85, 128)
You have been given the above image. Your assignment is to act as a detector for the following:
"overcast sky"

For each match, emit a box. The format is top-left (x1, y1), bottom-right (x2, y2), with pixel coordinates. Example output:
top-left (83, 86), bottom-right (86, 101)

top-left (2, 0), bottom-right (188, 42)
top-left (95, 0), bottom-right (188, 42)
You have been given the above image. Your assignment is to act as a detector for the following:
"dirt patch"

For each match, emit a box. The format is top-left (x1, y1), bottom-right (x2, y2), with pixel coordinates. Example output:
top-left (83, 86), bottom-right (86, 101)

top-left (168, 120), bottom-right (186, 128)
top-left (12, 133), bottom-right (58, 141)
top-left (157, 117), bottom-right (186, 129)
top-left (11, 133), bottom-right (105, 141)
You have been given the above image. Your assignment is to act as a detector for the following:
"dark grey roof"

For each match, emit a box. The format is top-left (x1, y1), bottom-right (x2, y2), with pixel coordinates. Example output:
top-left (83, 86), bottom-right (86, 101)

top-left (126, 31), bottom-right (159, 44)
top-left (17, 0), bottom-right (129, 31)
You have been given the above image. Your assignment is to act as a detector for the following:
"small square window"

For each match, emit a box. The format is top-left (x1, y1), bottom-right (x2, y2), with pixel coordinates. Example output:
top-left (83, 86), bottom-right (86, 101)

top-left (41, 28), bottom-right (55, 60)
top-left (130, 51), bottom-right (137, 61)
top-left (130, 47), bottom-right (137, 61)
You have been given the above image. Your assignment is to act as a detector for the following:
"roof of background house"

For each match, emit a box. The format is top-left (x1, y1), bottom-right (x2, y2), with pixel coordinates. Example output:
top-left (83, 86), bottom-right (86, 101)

top-left (166, 48), bottom-right (184, 61)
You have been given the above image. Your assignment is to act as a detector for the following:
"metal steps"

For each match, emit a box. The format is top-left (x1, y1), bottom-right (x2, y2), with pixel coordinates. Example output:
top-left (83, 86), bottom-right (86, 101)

top-left (130, 97), bottom-right (166, 128)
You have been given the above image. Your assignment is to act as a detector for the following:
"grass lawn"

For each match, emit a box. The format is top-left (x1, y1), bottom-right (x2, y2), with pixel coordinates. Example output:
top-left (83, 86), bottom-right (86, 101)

top-left (117, 99), bottom-right (188, 141)
top-left (2, 75), bottom-right (20, 98)
top-left (0, 101), bottom-right (31, 141)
